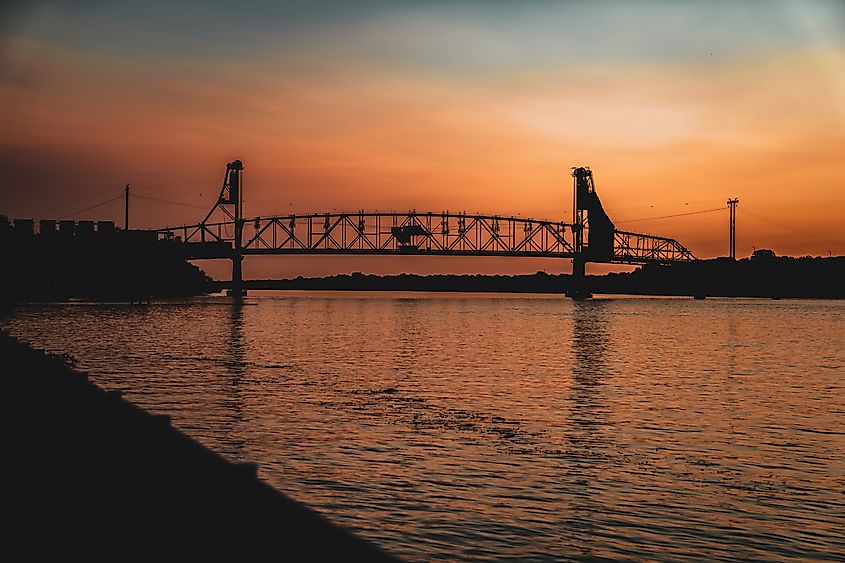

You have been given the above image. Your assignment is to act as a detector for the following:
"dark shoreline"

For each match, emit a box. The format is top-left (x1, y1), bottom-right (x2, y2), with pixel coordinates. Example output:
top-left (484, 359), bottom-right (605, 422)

top-left (1, 330), bottom-right (399, 560)
top-left (235, 255), bottom-right (845, 299)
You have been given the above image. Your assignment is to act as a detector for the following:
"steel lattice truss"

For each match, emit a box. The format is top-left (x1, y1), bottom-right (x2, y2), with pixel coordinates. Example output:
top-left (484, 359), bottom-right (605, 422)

top-left (612, 230), bottom-right (695, 263)
top-left (156, 212), bottom-right (575, 258)
top-left (152, 211), bottom-right (695, 264)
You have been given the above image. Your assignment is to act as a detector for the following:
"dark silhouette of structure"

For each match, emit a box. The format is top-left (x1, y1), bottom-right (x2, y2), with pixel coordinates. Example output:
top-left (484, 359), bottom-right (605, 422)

top-left (124, 183), bottom-right (130, 230)
top-left (728, 198), bottom-right (739, 259)
top-left (149, 161), bottom-right (696, 299)
top-left (0, 214), bottom-right (213, 305)
top-left (5, 160), bottom-right (842, 302)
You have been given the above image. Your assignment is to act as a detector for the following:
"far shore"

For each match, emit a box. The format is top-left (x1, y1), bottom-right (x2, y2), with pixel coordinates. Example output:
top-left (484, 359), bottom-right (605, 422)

top-left (209, 255), bottom-right (845, 299)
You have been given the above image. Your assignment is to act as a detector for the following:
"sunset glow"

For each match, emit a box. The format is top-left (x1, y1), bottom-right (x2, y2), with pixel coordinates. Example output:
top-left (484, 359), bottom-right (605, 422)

top-left (2, 0), bottom-right (843, 277)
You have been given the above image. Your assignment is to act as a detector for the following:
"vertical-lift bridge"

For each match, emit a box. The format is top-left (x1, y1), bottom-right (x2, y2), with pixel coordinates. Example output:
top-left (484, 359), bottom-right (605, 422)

top-left (149, 161), bottom-right (696, 298)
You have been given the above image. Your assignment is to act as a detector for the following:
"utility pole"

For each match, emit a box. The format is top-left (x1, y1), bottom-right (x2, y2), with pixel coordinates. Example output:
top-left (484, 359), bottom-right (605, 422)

top-left (727, 198), bottom-right (739, 259)
top-left (124, 184), bottom-right (130, 230)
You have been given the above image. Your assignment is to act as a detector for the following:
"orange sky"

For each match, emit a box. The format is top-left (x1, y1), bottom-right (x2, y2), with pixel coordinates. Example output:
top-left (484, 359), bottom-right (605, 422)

top-left (2, 1), bottom-right (844, 278)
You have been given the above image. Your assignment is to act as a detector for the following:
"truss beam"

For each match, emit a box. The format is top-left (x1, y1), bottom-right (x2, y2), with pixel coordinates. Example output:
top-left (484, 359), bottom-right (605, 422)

top-left (151, 212), bottom-right (695, 265)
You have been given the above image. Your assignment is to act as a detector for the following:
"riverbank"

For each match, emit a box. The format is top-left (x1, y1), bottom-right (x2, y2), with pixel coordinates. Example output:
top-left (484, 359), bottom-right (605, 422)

top-left (1, 330), bottom-right (398, 560)
top-left (244, 255), bottom-right (845, 298)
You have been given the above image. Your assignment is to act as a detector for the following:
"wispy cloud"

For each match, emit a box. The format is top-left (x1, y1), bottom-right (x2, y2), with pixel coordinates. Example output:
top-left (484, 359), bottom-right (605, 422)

top-left (1, 0), bottom-right (843, 260)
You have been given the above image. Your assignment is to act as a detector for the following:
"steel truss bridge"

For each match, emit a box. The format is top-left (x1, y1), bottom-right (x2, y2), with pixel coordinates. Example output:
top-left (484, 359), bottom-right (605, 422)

top-left (163, 212), bottom-right (693, 264)
top-left (148, 161), bottom-right (696, 297)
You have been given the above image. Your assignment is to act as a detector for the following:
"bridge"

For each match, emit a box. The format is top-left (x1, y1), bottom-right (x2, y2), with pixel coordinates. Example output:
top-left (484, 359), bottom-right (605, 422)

top-left (149, 161), bottom-right (696, 298)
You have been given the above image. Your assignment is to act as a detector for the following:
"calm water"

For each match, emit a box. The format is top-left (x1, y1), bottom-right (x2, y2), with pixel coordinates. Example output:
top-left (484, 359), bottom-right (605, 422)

top-left (4, 293), bottom-right (844, 561)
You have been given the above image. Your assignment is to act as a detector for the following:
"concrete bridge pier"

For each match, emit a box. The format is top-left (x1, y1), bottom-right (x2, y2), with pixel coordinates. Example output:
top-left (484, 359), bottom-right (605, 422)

top-left (229, 216), bottom-right (246, 299)
top-left (228, 160), bottom-right (246, 300)
top-left (230, 252), bottom-right (245, 299)
top-left (566, 256), bottom-right (592, 300)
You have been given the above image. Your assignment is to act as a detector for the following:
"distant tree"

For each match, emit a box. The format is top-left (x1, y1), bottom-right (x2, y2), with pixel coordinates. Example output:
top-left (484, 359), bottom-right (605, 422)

top-left (751, 248), bottom-right (777, 261)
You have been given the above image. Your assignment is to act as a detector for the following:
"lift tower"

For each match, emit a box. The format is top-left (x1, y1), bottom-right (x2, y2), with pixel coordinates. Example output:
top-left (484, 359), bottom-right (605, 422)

top-left (226, 160), bottom-right (245, 297)
top-left (196, 159), bottom-right (246, 297)
top-left (567, 167), bottom-right (615, 299)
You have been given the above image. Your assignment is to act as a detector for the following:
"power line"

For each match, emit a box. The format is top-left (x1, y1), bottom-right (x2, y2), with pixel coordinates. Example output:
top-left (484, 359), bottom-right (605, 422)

top-left (611, 198), bottom-right (725, 213)
top-left (132, 193), bottom-right (208, 210)
top-left (57, 195), bottom-right (124, 219)
top-left (742, 207), bottom-right (845, 248)
top-left (45, 189), bottom-right (208, 222)
top-left (129, 184), bottom-right (209, 198)
top-left (29, 188), bottom-right (119, 217)
top-left (616, 206), bottom-right (727, 224)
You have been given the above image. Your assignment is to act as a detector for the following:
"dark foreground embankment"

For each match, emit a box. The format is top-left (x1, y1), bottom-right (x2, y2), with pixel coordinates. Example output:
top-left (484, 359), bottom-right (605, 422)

top-left (2, 331), bottom-right (399, 561)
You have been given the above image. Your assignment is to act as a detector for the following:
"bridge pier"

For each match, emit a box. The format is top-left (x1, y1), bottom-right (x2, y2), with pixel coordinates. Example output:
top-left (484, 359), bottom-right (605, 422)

top-left (229, 160), bottom-right (246, 299)
top-left (565, 256), bottom-right (592, 300)
top-left (230, 253), bottom-right (245, 299)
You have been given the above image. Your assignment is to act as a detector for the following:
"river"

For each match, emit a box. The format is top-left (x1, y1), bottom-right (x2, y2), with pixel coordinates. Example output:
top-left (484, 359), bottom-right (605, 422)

top-left (3, 292), bottom-right (843, 561)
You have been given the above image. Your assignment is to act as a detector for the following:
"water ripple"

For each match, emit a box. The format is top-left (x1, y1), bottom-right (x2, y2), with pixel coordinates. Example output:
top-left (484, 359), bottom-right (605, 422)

top-left (4, 294), bottom-right (844, 561)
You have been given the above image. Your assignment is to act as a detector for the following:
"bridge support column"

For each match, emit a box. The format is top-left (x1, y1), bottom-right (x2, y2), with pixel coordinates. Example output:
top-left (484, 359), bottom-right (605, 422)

top-left (228, 160), bottom-right (246, 299)
top-left (230, 253), bottom-right (245, 299)
top-left (566, 256), bottom-right (591, 300)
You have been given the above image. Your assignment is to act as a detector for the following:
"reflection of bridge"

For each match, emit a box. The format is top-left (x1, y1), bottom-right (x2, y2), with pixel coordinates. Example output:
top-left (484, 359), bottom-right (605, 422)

top-left (148, 161), bottom-right (696, 298)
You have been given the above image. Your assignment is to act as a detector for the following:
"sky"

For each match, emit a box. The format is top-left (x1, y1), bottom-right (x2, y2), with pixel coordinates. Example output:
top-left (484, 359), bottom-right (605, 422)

top-left (2, 0), bottom-right (844, 278)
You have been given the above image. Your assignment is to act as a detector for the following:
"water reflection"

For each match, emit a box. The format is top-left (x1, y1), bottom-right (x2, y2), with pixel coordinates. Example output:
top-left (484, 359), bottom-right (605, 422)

top-left (721, 308), bottom-right (740, 440)
top-left (226, 302), bottom-right (247, 377)
top-left (215, 302), bottom-right (247, 459)
top-left (393, 298), bottom-right (422, 368)
top-left (570, 300), bottom-right (612, 426)
top-left (4, 295), bottom-right (843, 561)
top-left (563, 300), bottom-right (614, 556)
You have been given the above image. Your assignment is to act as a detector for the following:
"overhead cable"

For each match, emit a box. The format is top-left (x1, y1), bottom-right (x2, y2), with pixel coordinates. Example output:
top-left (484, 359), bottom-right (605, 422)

top-left (57, 195), bottom-right (124, 219)
top-left (132, 193), bottom-right (208, 210)
top-left (616, 206), bottom-right (727, 224)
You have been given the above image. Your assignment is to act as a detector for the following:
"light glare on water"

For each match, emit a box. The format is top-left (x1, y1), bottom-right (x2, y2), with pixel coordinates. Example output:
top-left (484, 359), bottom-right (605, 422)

top-left (4, 292), bottom-right (844, 561)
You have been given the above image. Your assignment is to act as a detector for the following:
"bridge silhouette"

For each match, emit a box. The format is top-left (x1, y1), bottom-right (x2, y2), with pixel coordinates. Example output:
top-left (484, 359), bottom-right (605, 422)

top-left (149, 161), bottom-right (696, 298)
